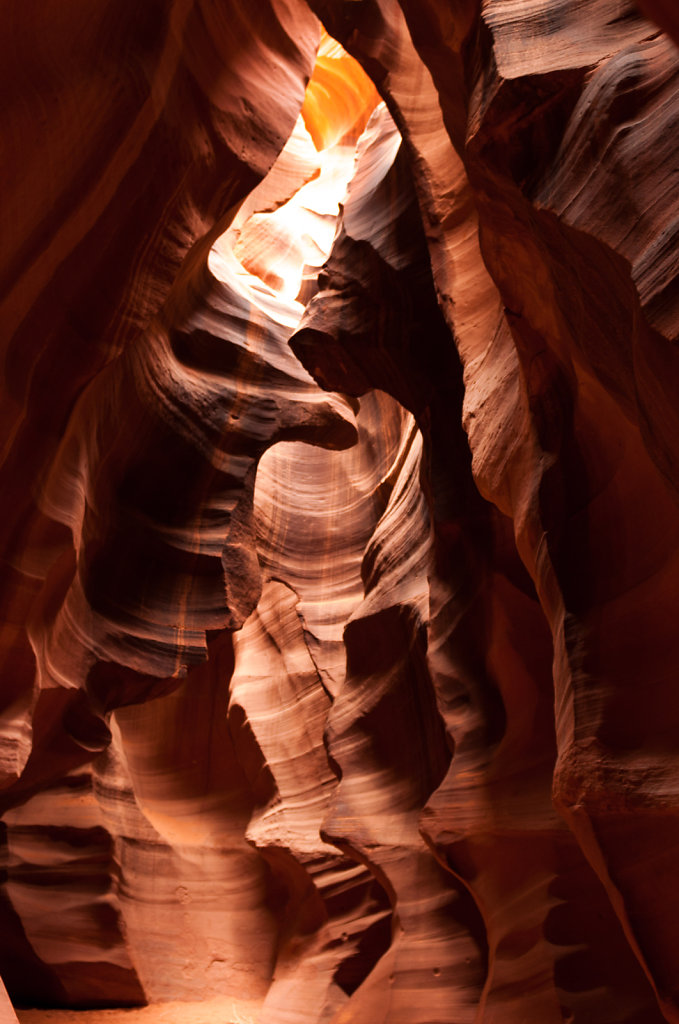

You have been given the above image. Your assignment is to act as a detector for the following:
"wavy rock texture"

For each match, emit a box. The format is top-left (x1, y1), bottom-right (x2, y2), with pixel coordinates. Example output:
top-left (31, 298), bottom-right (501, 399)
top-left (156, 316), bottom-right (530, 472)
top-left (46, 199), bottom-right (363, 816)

top-left (0, 0), bottom-right (324, 790)
top-left (2, 2), bottom-right (679, 1024)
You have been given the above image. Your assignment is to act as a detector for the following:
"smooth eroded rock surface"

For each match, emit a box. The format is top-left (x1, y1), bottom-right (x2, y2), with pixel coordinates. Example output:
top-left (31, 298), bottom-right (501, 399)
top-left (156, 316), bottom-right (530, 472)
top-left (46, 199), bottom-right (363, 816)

top-left (1, 3), bottom-right (679, 1023)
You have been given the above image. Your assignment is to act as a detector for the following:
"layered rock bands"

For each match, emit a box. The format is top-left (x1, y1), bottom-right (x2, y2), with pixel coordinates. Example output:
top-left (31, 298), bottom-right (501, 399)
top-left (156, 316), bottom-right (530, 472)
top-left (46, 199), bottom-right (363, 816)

top-left (1, 3), bottom-right (678, 1023)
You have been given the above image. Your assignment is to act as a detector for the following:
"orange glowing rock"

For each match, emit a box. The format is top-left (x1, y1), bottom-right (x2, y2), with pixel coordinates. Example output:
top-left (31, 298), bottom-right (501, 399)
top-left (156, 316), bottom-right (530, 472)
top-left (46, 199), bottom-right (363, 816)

top-left (301, 33), bottom-right (379, 151)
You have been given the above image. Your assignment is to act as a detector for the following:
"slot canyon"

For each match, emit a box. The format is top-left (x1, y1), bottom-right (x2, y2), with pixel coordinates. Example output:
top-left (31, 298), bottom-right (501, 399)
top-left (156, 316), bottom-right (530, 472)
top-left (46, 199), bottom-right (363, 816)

top-left (1, 2), bottom-right (679, 1022)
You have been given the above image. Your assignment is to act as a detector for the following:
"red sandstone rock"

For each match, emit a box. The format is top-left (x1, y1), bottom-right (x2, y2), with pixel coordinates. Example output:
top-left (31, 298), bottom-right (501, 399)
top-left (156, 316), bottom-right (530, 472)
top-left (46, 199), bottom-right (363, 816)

top-left (1, 3), bottom-right (679, 1024)
top-left (0, 979), bottom-right (18, 1024)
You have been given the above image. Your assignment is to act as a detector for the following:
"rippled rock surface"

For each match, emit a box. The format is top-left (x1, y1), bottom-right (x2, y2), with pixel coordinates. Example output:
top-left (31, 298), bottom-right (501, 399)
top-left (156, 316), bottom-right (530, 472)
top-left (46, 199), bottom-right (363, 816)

top-left (1, 3), bottom-right (679, 1022)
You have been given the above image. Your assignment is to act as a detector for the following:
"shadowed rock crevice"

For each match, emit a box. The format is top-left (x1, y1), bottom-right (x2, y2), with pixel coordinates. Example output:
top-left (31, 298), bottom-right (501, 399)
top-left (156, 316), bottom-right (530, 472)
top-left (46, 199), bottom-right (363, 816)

top-left (1, 5), bottom-right (679, 1024)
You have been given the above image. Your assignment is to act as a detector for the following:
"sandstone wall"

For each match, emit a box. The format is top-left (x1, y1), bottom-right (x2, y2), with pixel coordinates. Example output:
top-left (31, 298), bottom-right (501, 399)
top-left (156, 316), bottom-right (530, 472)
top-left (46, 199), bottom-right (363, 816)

top-left (1, 3), bottom-right (678, 1022)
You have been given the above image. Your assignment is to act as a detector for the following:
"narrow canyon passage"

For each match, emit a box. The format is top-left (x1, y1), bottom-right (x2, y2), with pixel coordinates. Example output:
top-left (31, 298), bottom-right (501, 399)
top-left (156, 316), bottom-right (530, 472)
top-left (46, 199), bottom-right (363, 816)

top-left (1, 4), bottom-right (679, 1024)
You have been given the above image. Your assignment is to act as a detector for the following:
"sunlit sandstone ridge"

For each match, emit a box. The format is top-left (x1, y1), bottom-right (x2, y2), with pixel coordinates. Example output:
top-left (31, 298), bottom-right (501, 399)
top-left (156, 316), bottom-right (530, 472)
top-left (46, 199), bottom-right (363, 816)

top-left (1, 3), bottom-right (679, 1024)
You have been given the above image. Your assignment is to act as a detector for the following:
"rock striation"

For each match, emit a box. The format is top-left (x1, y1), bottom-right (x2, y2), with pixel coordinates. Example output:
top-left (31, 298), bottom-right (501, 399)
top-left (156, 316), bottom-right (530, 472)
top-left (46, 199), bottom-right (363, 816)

top-left (1, 2), bottom-right (679, 1023)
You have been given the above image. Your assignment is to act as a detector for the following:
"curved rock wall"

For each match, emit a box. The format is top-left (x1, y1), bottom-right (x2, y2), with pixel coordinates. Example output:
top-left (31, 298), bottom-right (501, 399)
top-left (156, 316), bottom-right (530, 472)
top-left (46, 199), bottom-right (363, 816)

top-left (1, 2), bottom-right (679, 1023)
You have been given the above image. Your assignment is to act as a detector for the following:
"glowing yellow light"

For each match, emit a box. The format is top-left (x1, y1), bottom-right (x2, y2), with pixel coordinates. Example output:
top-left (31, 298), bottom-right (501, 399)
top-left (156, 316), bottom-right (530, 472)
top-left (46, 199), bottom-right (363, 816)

top-left (214, 32), bottom-right (382, 309)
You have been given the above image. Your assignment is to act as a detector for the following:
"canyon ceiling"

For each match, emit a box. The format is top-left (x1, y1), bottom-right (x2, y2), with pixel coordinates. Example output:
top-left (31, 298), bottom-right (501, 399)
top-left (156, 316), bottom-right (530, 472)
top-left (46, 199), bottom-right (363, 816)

top-left (1, 1), bottom-right (679, 1022)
